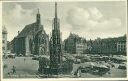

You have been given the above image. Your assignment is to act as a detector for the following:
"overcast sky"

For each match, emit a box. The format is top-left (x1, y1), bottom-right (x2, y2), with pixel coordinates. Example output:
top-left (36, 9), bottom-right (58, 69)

top-left (2, 1), bottom-right (127, 41)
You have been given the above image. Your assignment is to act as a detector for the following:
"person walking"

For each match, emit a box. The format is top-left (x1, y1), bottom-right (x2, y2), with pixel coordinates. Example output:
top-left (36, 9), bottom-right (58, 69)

top-left (12, 65), bottom-right (16, 74)
top-left (24, 58), bottom-right (26, 62)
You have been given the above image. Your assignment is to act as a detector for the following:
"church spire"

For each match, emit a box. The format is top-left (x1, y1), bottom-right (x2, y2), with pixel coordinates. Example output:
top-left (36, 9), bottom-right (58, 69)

top-left (53, 2), bottom-right (59, 30)
top-left (55, 2), bottom-right (57, 18)
top-left (38, 8), bottom-right (39, 14)
top-left (36, 8), bottom-right (41, 24)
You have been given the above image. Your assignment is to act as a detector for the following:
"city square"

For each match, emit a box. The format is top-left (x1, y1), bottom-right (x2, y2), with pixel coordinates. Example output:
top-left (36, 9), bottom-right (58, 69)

top-left (3, 53), bottom-right (126, 78)
top-left (2, 1), bottom-right (127, 79)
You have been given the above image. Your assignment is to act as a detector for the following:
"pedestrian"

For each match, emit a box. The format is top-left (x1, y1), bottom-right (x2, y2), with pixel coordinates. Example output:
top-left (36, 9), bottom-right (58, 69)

top-left (74, 71), bottom-right (77, 77)
top-left (12, 66), bottom-right (16, 74)
top-left (77, 69), bottom-right (81, 77)
top-left (7, 72), bottom-right (10, 76)
top-left (24, 58), bottom-right (26, 62)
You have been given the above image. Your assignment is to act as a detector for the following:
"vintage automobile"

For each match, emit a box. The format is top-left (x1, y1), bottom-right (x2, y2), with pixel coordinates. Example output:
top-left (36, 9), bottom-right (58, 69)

top-left (91, 65), bottom-right (110, 75)
top-left (79, 62), bottom-right (110, 76)
top-left (118, 64), bottom-right (126, 70)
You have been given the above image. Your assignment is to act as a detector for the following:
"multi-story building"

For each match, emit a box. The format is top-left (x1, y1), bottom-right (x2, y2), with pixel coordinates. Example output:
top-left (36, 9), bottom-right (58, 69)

top-left (86, 35), bottom-right (126, 55)
top-left (10, 9), bottom-right (49, 56)
top-left (49, 3), bottom-right (62, 75)
top-left (116, 36), bottom-right (126, 54)
top-left (76, 43), bottom-right (84, 54)
top-left (64, 33), bottom-right (77, 54)
top-left (2, 26), bottom-right (8, 55)
top-left (64, 33), bottom-right (87, 54)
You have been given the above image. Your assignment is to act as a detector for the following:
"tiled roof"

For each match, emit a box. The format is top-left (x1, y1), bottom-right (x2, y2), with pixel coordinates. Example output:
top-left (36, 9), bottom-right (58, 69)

top-left (17, 23), bottom-right (43, 38)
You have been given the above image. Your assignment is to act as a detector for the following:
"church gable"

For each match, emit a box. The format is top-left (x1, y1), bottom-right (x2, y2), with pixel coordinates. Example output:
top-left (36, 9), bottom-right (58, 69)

top-left (17, 23), bottom-right (44, 38)
top-left (11, 9), bottom-right (49, 56)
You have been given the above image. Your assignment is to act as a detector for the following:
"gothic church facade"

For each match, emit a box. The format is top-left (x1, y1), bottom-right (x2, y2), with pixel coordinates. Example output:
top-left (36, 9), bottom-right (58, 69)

top-left (10, 9), bottom-right (49, 56)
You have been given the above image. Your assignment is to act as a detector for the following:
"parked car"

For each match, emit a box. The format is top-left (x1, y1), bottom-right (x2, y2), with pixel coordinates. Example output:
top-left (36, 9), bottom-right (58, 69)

top-left (118, 64), bottom-right (126, 70)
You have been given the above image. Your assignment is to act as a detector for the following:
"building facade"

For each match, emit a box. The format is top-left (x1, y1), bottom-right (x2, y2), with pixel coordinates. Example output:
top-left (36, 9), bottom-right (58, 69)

top-left (49, 3), bottom-right (62, 74)
top-left (64, 33), bottom-right (126, 55)
top-left (64, 33), bottom-right (87, 54)
top-left (86, 35), bottom-right (126, 55)
top-left (116, 36), bottom-right (126, 54)
top-left (2, 26), bottom-right (8, 55)
top-left (10, 9), bottom-right (49, 56)
top-left (76, 43), bottom-right (84, 54)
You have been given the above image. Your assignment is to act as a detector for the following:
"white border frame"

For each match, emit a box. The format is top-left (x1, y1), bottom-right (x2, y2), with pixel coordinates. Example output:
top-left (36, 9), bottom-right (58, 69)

top-left (0, 0), bottom-right (127, 81)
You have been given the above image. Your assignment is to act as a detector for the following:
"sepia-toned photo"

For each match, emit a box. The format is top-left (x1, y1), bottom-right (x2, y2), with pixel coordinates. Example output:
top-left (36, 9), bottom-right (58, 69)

top-left (1, 0), bottom-right (127, 79)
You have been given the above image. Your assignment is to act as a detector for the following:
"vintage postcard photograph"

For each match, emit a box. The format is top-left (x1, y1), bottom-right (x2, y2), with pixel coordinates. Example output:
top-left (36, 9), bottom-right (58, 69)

top-left (1, 0), bottom-right (127, 80)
